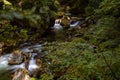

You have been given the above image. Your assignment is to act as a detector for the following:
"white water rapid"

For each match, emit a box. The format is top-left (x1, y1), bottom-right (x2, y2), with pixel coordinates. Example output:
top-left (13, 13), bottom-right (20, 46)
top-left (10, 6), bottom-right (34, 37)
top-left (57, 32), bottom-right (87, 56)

top-left (0, 44), bottom-right (41, 74)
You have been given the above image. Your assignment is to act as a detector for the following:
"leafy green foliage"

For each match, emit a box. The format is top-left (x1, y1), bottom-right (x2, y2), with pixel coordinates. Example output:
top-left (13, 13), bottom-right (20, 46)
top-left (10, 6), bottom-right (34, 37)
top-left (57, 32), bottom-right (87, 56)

top-left (38, 0), bottom-right (120, 79)
top-left (0, 0), bottom-right (119, 80)
top-left (88, 16), bottom-right (120, 46)
top-left (96, 0), bottom-right (120, 17)
top-left (0, 20), bottom-right (28, 46)
top-left (42, 38), bottom-right (120, 80)
top-left (0, 0), bottom-right (56, 46)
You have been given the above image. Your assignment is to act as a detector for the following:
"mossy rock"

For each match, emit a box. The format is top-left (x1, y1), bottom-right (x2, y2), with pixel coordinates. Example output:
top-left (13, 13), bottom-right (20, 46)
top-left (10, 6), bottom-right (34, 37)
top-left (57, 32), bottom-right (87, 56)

top-left (61, 19), bottom-right (70, 28)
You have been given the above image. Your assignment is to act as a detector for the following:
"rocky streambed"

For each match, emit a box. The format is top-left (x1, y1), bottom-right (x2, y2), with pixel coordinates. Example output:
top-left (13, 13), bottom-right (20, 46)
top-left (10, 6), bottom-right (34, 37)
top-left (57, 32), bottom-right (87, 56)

top-left (0, 43), bottom-right (44, 80)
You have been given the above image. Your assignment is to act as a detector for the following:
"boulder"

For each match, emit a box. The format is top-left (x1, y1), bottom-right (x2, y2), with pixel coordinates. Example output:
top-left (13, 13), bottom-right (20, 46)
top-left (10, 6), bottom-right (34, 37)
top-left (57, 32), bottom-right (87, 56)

top-left (12, 68), bottom-right (30, 80)
top-left (61, 18), bottom-right (70, 29)
top-left (8, 50), bottom-right (24, 65)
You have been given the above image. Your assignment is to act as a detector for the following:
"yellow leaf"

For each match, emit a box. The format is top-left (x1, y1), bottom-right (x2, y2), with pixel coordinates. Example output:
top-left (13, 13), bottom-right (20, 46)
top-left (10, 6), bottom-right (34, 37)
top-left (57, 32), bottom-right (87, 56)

top-left (3, 0), bottom-right (12, 5)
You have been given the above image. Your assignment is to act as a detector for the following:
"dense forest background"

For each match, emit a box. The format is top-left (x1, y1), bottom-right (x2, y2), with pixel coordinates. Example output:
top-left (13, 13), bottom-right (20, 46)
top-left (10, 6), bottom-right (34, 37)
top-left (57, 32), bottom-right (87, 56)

top-left (0, 0), bottom-right (120, 80)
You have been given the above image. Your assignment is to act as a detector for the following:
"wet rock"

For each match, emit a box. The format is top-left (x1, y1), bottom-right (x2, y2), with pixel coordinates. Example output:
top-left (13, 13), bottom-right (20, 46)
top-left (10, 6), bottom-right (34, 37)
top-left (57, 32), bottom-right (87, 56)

top-left (12, 68), bottom-right (30, 80)
top-left (61, 16), bottom-right (70, 29)
top-left (36, 58), bottom-right (42, 69)
top-left (8, 50), bottom-right (24, 65)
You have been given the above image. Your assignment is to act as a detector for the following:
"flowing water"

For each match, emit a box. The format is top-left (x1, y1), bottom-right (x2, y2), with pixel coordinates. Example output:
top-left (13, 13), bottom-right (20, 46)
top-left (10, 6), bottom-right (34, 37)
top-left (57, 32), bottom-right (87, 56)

top-left (70, 21), bottom-right (81, 27)
top-left (0, 54), bottom-right (10, 71)
top-left (52, 23), bottom-right (63, 30)
top-left (0, 19), bottom-right (82, 79)
top-left (0, 44), bottom-right (41, 74)
top-left (52, 19), bottom-right (81, 30)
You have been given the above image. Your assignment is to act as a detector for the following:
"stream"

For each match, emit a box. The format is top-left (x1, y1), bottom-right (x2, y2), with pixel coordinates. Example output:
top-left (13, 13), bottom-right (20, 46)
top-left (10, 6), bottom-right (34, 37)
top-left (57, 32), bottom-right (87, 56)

top-left (0, 18), bottom-right (82, 79)
top-left (0, 43), bottom-right (42, 75)
top-left (52, 19), bottom-right (81, 30)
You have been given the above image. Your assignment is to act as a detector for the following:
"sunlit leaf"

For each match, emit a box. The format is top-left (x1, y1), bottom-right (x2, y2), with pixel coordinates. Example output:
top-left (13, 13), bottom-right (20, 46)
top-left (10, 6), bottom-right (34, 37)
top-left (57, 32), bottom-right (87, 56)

top-left (3, 0), bottom-right (12, 5)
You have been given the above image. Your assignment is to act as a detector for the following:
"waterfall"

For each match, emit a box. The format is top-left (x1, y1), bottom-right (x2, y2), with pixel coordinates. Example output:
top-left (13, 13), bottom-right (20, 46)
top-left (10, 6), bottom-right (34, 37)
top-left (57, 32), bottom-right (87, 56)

top-left (52, 18), bottom-right (81, 30)
top-left (28, 53), bottom-right (38, 72)
top-left (52, 19), bottom-right (63, 30)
